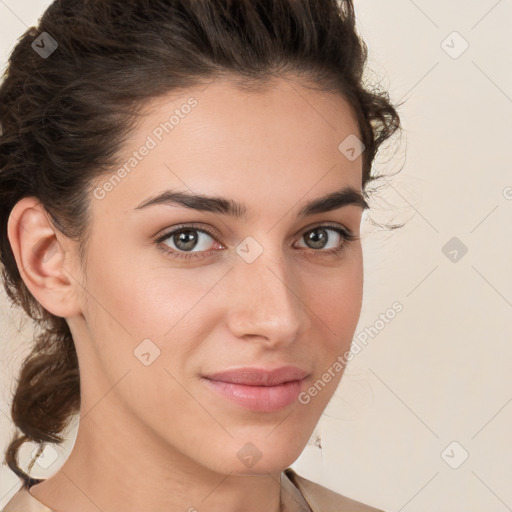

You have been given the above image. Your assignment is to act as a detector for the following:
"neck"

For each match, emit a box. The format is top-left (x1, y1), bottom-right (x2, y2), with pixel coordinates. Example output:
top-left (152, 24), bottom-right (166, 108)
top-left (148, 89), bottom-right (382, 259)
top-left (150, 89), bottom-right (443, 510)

top-left (29, 396), bottom-right (284, 512)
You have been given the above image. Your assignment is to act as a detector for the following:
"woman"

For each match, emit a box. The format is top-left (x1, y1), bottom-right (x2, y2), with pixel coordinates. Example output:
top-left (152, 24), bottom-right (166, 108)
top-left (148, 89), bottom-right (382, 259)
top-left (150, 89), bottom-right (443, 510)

top-left (0, 0), bottom-right (400, 510)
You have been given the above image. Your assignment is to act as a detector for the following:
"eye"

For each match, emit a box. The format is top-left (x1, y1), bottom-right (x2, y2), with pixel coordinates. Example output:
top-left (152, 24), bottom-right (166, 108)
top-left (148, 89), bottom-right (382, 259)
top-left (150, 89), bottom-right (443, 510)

top-left (295, 224), bottom-right (359, 256)
top-left (155, 224), bottom-right (222, 260)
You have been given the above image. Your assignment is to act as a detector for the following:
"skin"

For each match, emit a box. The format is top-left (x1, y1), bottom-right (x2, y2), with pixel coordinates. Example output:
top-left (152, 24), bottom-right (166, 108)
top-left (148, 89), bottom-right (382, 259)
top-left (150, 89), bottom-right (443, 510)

top-left (8, 76), bottom-right (365, 512)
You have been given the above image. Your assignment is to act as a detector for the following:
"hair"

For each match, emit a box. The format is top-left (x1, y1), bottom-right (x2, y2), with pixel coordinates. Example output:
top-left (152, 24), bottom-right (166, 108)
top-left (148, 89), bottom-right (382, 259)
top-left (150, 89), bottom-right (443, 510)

top-left (0, 0), bottom-right (401, 488)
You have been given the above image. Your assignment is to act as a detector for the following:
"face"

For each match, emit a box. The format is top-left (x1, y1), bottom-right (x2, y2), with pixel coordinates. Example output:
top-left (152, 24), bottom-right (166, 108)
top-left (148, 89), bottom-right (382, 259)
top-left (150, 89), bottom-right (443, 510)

top-left (69, 76), bottom-right (365, 476)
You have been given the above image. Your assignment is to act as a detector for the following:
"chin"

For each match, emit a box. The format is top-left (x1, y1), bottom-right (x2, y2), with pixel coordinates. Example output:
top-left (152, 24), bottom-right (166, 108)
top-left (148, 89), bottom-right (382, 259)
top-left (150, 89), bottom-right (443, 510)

top-left (217, 455), bottom-right (299, 477)
top-left (204, 430), bottom-right (310, 476)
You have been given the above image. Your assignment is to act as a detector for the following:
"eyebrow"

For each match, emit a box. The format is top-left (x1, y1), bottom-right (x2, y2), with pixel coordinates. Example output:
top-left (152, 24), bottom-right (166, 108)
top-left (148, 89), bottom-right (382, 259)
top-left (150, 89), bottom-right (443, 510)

top-left (134, 185), bottom-right (369, 219)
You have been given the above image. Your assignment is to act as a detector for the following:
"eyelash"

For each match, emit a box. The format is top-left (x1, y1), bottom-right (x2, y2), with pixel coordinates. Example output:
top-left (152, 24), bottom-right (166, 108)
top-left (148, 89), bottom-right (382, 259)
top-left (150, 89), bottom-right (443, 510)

top-left (154, 223), bottom-right (359, 261)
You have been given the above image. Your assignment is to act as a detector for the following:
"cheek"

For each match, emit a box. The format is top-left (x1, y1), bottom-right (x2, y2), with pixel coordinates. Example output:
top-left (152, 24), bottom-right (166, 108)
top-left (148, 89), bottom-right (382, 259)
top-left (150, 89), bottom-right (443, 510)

top-left (79, 258), bottom-right (216, 418)
top-left (87, 247), bottom-right (211, 337)
top-left (303, 252), bottom-right (364, 347)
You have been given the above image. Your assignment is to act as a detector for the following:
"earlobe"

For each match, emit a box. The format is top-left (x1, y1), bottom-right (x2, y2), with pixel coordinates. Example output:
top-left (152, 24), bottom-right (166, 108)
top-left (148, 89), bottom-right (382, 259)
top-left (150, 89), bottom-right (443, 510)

top-left (7, 197), bottom-right (83, 318)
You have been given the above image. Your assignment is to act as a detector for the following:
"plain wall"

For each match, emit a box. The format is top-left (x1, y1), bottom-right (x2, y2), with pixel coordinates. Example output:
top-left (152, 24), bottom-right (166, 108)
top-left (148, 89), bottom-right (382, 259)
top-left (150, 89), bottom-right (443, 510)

top-left (1, 1), bottom-right (511, 510)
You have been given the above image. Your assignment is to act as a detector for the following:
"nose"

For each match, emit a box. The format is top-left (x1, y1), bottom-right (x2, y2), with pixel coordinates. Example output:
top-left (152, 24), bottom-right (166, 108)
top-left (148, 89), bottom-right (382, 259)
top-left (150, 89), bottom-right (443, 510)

top-left (225, 243), bottom-right (310, 348)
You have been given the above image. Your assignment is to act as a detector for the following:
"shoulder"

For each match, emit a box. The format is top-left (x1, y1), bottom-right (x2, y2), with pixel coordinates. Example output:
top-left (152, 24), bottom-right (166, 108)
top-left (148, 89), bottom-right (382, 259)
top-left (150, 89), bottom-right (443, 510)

top-left (1, 485), bottom-right (54, 512)
top-left (3, 471), bottom-right (385, 512)
top-left (284, 468), bottom-right (386, 512)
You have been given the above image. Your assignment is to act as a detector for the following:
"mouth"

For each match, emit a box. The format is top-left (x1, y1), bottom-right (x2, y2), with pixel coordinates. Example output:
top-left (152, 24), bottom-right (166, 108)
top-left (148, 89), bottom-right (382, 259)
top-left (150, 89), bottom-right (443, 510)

top-left (201, 366), bottom-right (309, 412)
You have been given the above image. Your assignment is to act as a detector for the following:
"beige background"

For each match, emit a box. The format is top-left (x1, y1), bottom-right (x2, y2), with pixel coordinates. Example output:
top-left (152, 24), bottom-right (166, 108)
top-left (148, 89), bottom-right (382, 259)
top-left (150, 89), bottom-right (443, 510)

top-left (1, 1), bottom-right (512, 510)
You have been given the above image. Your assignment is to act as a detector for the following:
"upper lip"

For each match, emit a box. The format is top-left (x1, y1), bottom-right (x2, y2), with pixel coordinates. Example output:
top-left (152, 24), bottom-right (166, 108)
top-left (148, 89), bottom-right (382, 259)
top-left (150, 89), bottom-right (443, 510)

top-left (204, 366), bottom-right (309, 386)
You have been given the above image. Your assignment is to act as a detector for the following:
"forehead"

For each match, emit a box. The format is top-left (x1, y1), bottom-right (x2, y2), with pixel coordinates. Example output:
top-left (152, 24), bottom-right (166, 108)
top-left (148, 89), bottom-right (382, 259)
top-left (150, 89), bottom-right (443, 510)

top-left (91, 76), bottom-right (363, 215)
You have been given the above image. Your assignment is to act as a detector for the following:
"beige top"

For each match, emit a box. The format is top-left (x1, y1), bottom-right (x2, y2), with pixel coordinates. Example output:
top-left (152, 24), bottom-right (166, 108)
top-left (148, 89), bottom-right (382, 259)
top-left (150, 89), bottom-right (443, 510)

top-left (2, 468), bottom-right (384, 512)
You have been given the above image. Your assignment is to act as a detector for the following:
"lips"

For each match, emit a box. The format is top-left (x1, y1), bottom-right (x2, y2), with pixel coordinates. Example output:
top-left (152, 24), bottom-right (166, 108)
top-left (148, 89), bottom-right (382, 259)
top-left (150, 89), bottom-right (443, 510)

top-left (204, 366), bottom-right (309, 386)
top-left (201, 366), bottom-right (309, 412)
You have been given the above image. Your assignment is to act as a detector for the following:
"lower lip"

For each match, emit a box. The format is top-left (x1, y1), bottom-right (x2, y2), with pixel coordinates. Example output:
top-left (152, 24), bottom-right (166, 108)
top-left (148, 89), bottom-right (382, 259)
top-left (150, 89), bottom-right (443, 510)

top-left (202, 377), bottom-right (305, 412)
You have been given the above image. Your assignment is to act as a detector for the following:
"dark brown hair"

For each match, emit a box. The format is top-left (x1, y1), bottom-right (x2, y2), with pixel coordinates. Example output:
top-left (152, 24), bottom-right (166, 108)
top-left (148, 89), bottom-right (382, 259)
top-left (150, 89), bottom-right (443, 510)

top-left (0, 0), bottom-right (400, 488)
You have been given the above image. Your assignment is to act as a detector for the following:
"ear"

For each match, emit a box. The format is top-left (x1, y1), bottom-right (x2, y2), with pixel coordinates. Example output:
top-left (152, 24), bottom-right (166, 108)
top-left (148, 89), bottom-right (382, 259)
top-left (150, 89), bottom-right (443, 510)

top-left (7, 197), bottom-right (84, 318)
